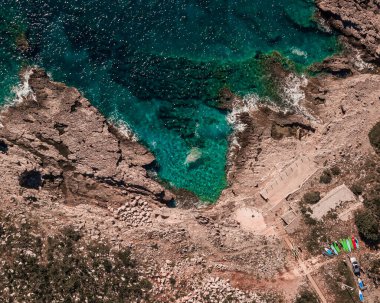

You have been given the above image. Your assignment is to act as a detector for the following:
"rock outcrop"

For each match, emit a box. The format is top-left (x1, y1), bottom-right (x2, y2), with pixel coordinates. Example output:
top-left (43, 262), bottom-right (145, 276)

top-left (317, 0), bottom-right (380, 62)
top-left (0, 68), bottom-right (174, 207)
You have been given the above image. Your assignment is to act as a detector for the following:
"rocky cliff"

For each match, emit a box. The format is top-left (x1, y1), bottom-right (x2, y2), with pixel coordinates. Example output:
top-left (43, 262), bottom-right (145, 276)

top-left (0, 68), bottom-right (173, 208)
top-left (317, 0), bottom-right (380, 62)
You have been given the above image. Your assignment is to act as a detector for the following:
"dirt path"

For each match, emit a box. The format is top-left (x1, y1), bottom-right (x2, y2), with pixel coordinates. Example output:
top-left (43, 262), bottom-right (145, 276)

top-left (284, 236), bottom-right (327, 303)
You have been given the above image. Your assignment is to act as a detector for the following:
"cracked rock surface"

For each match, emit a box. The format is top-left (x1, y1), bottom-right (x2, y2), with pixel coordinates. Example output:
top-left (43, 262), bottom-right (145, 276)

top-left (317, 0), bottom-right (380, 62)
top-left (0, 68), bottom-right (174, 208)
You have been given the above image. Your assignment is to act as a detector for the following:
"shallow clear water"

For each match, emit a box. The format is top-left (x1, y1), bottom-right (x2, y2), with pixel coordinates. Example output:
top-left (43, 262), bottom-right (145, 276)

top-left (0, 0), bottom-right (337, 201)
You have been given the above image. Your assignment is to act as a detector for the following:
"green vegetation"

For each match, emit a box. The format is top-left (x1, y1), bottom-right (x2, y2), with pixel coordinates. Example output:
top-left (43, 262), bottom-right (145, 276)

top-left (351, 183), bottom-right (364, 196)
top-left (370, 258), bottom-right (380, 274)
top-left (368, 256), bottom-right (380, 286)
top-left (304, 223), bottom-right (329, 254)
top-left (295, 289), bottom-right (318, 303)
top-left (352, 153), bottom-right (380, 245)
top-left (331, 165), bottom-right (341, 176)
top-left (355, 209), bottom-right (380, 244)
top-left (303, 191), bottom-right (321, 204)
top-left (320, 169), bottom-right (332, 184)
top-left (318, 166), bottom-right (341, 184)
top-left (0, 214), bottom-right (152, 302)
top-left (326, 209), bottom-right (338, 220)
top-left (169, 277), bottom-right (176, 287)
top-left (300, 201), bottom-right (318, 226)
top-left (369, 122), bottom-right (380, 152)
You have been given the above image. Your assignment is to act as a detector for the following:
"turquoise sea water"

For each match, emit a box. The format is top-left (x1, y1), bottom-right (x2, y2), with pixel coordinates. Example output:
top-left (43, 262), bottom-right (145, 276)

top-left (0, 0), bottom-right (337, 202)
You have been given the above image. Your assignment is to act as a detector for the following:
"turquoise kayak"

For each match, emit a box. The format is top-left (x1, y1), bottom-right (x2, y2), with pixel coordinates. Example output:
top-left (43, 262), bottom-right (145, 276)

top-left (355, 237), bottom-right (360, 249)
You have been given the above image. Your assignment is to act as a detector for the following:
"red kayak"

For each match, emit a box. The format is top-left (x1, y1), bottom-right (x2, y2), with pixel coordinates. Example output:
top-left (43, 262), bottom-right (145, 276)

top-left (352, 236), bottom-right (357, 249)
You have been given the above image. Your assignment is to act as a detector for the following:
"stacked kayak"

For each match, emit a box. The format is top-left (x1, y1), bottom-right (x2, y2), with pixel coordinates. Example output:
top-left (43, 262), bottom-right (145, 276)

top-left (323, 236), bottom-right (359, 256)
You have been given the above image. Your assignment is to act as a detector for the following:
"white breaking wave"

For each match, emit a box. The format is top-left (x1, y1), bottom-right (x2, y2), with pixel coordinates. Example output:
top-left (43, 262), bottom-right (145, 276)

top-left (282, 72), bottom-right (321, 122)
top-left (12, 68), bottom-right (36, 103)
top-left (3, 67), bottom-right (36, 107)
top-left (109, 118), bottom-right (139, 142)
top-left (226, 94), bottom-right (259, 166)
top-left (282, 73), bottom-right (308, 107)
top-left (227, 93), bottom-right (259, 132)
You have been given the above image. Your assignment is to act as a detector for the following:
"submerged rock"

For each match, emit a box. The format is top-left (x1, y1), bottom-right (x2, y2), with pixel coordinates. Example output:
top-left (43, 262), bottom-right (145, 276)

top-left (184, 147), bottom-right (202, 165)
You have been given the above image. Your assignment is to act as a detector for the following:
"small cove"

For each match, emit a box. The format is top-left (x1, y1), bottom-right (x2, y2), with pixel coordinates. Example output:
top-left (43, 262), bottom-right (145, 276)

top-left (0, 0), bottom-right (338, 202)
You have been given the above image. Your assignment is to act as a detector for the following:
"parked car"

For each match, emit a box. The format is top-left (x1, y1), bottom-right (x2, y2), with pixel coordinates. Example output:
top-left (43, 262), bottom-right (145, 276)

top-left (350, 257), bottom-right (361, 276)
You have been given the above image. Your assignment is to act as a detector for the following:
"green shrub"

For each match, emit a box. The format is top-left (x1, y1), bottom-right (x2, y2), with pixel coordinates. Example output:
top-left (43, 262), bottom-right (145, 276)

top-left (367, 258), bottom-right (380, 288)
top-left (303, 191), bottom-right (321, 204)
top-left (364, 197), bottom-right (380, 216)
top-left (0, 215), bottom-right (152, 302)
top-left (331, 165), bottom-right (341, 176)
top-left (369, 122), bottom-right (380, 152)
top-left (304, 214), bottom-right (317, 225)
top-left (369, 258), bottom-right (380, 275)
top-left (62, 225), bottom-right (82, 242)
top-left (295, 289), bottom-right (318, 303)
top-left (355, 209), bottom-right (380, 244)
top-left (169, 277), bottom-right (176, 287)
top-left (320, 169), bottom-right (332, 184)
top-left (326, 210), bottom-right (338, 220)
top-left (351, 183), bottom-right (364, 196)
top-left (305, 223), bottom-right (329, 254)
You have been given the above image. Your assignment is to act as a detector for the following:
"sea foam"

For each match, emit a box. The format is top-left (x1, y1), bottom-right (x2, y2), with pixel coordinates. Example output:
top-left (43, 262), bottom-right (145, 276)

top-left (11, 68), bottom-right (36, 105)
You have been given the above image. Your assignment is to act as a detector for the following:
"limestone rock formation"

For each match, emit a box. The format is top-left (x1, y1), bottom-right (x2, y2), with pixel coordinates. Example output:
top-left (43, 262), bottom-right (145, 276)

top-left (0, 68), bottom-right (174, 207)
top-left (317, 0), bottom-right (380, 62)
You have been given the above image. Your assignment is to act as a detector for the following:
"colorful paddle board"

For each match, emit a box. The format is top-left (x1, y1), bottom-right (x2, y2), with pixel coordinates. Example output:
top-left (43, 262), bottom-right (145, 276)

top-left (333, 242), bottom-right (340, 253)
top-left (340, 239), bottom-right (347, 252)
top-left (331, 244), bottom-right (338, 255)
top-left (324, 248), bottom-right (333, 256)
top-left (355, 238), bottom-right (360, 249)
top-left (352, 236), bottom-right (357, 249)
top-left (346, 239), bottom-right (352, 252)
top-left (359, 290), bottom-right (364, 302)
top-left (358, 278), bottom-right (364, 290)
top-left (343, 239), bottom-right (349, 252)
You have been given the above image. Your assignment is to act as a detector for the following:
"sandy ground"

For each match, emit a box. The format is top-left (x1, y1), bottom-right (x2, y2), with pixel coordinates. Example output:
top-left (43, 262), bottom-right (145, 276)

top-left (234, 207), bottom-right (268, 234)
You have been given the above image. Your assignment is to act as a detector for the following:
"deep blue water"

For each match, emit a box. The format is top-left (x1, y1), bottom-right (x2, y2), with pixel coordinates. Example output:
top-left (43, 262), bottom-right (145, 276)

top-left (0, 0), bottom-right (337, 201)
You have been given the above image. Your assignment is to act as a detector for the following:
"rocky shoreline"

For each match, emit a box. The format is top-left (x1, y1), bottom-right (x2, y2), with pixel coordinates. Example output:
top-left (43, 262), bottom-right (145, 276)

top-left (0, 1), bottom-right (380, 302)
top-left (0, 68), bottom-right (174, 209)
